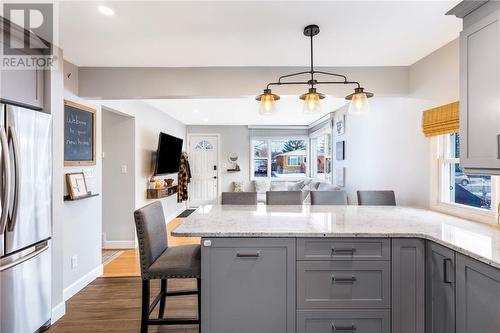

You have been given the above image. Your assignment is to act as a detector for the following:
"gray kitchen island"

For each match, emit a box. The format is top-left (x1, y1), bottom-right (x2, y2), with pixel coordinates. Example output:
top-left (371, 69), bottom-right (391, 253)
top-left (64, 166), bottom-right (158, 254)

top-left (172, 205), bottom-right (500, 333)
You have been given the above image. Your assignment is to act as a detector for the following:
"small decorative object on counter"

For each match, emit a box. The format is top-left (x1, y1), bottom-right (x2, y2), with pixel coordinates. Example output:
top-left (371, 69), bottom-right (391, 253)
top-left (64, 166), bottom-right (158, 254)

top-left (233, 181), bottom-right (244, 192)
top-left (66, 172), bottom-right (89, 199)
top-left (155, 179), bottom-right (164, 189)
top-left (148, 179), bottom-right (156, 189)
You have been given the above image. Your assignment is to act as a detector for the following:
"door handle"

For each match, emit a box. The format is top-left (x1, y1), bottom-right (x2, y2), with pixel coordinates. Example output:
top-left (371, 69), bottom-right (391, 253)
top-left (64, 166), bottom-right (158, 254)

top-left (331, 248), bottom-right (356, 255)
top-left (331, 323), bottom-right (356, 332)
top-left (7, 126), bottom-right (20, 232)
top-left (236, 251), bottom-right (260, 258)
top-left (0, 127), bottom-right (11, 236)
top-left (213, 176), bottom-right (217, 179)
top-left (332, 275), bottom-right (357, 283)
top-left (213, 165), bottom-right (217, 171)
top-left (0, 241), bottom-right (48, 272)
top-left (443, 258), bottom-right (453, 284)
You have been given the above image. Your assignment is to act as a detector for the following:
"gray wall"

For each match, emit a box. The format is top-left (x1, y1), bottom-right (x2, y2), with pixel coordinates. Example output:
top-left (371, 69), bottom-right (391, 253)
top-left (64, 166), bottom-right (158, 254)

top-left (187, 125), bottom-right (251, 193)
top-left (102, 109), bottom-right (135, 246)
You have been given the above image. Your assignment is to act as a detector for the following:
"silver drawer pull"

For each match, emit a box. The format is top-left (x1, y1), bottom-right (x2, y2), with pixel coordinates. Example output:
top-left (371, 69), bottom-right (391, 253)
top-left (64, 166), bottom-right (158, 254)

top-left (332, 275), bottom-right (357, 283)
top-left (331, 248), bottom-right (356, 255)
top-left (236, 251), bottom-right (260, 258)
top-left (331, 323), bottom-right (356, 332)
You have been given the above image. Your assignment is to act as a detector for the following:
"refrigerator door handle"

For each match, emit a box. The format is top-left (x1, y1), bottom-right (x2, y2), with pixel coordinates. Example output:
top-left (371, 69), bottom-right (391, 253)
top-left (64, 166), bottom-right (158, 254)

top-left (0, 241), bottom-right (49, 272)
top-left (7, 126), bottom-right (20, 232)
top-left (0, 127), bottom-right (11, 235)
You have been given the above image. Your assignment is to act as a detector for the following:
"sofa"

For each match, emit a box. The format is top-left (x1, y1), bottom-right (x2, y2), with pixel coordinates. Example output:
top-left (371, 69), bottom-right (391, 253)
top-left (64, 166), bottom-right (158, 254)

top-left (252, 178), bottom-right (339, 204)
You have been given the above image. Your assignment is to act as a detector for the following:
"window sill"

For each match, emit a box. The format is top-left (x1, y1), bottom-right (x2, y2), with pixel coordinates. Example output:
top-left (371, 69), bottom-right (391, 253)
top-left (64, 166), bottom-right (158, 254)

top-left (431, 201), bottom-right (498, 227)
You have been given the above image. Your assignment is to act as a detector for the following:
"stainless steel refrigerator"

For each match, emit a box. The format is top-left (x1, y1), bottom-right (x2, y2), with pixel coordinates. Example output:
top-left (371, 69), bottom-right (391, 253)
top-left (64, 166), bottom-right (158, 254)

top-left (0, 103), bottom-right (52, 333)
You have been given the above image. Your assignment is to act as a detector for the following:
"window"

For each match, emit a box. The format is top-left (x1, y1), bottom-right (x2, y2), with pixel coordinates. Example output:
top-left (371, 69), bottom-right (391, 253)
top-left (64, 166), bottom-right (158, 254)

top-left (310, 133), bottom-right (332, 182)
top-left (251, 138), bottom-right (307, 179)
top-left (194, 140), bottom-right (213, 150)
top-left (437, 133), bottom-right (494, 211)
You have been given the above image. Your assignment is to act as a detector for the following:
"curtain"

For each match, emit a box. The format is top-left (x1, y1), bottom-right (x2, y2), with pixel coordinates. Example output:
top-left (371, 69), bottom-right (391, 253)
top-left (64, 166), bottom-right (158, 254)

top-left (422, 101), bottom-right (459, 137)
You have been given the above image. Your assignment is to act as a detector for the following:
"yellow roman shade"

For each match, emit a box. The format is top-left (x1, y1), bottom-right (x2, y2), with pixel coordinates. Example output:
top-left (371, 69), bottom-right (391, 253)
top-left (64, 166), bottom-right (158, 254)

top-left (422, 102), bottom-right (459, 137)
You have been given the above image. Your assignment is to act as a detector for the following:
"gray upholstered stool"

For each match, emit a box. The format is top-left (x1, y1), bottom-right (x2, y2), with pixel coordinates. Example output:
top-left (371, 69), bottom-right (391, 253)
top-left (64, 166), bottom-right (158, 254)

top-left (266, 191), bottom-right (305, 205)
top-left (310, 190), bottom-right (348, 205)
top-left (221, 192), bottom-right (258, 205)
top-left (134, 202), bottom-right (201, 333)
top-left (357, 190), bottom-right (396, 206)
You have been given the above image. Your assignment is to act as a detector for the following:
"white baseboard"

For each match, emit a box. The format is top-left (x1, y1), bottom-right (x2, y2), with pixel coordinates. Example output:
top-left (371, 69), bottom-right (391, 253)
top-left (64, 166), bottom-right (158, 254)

top-left (102, 240), bottom-right (136, 249)
top-left (63, 264), bottom-right (103, 301)
top-left (51, 301), bottom-right (66, 324)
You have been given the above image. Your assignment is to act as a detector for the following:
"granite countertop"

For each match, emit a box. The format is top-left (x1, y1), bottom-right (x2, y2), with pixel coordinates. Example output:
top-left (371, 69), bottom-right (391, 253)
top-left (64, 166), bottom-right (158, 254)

top-left (172, 205), bottom-right (500, 269)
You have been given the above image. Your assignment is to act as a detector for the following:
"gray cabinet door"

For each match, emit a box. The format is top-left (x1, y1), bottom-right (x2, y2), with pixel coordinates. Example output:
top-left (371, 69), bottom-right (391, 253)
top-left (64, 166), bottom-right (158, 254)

top-left (297, 310), bottom-right (391, 333)
top-left (0, 67), bottom-right (44, 109)
top-left (426, 242), bottom-right (455, 333)
top-left (456, 254), bottom-right (500, 333)
top-left (201, 238), bottom-right (295, 333)
top-left (459, 9), bottom-right (500, 173)
top-left (297, 261), bottom-right (391, 309)
top-left (392, 239), bottom-right (425, 333)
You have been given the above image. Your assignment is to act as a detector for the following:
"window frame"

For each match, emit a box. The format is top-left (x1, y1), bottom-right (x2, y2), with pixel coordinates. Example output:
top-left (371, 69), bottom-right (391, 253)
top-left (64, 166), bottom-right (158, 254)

top-left (431, 134), bottom-right (499, 225)
top-left (250, 135), bottom-right (309, 181)
top-left (309, 129), bottom-right (333, 183)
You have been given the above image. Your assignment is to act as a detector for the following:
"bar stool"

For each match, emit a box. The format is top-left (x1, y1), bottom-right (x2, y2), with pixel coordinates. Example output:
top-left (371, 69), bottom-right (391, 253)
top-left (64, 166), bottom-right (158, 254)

top-left (134, 201), bottom-right (201, 333)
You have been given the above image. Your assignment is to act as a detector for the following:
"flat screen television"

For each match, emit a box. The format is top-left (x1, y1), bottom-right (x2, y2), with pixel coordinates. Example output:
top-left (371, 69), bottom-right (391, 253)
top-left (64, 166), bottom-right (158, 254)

top-left (154, 132), bottom-right (183, 175)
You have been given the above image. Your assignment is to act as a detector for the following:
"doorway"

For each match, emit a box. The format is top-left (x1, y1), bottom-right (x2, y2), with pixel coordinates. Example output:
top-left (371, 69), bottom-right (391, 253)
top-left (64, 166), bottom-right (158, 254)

top-left (187, 134), bottom-right (219, 207)
top-left (101, 108), bottom-right (135, 251)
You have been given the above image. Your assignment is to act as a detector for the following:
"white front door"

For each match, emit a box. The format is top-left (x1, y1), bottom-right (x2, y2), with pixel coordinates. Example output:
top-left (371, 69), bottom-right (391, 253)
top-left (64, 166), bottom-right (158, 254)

top-left (188, 135), bottom-right (219, 207)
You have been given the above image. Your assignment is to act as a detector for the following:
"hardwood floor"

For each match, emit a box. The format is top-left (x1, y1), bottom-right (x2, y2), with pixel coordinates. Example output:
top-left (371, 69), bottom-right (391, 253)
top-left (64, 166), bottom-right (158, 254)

top-left (47, 217), bottom-right (201, 332)
top-left (46, 277), bottom-right (199, 333)
top-left (102, 218), bottom-right (200, 278)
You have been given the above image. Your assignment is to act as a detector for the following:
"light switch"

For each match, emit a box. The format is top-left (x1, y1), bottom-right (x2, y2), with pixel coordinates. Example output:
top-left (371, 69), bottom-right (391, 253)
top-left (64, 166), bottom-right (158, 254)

top-left (121, 165), bottom-right (127, 174)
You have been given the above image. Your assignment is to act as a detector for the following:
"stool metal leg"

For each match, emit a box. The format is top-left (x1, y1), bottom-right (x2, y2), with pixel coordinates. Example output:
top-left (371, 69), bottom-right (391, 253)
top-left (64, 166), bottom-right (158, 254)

top-left (197, 278), bottom-right (201, 333)
top-left (158, 279), bottom-right (167, 319)
top-left (141, 279), bottom-right (150, 333)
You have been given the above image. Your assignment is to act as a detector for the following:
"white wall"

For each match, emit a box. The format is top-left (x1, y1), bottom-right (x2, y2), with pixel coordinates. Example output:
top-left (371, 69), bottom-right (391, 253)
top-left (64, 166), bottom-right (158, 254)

top-left (102, 100), bottom-right (187, 221)
top-left (334, 98), bottom-right (431, 207)
top-left (62, 61), bottom-right (103, 299)
top-left (102, 109), bottom-right (135, 248)
top-left (187, 126), bottom-right (251, 193)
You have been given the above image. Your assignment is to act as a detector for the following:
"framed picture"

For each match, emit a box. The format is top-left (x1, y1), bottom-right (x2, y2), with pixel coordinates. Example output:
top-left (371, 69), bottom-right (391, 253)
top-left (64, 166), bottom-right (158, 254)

top-left (334, 113), bottom-right (345, 136)
top-left (336, 141), bottom-right (345, 161)
top-left (64, 100), bottom-right (96, 166)
top-left (66, 172), bottom-right (89, 199)
top-left (335, 167), bottom-right (345, 187)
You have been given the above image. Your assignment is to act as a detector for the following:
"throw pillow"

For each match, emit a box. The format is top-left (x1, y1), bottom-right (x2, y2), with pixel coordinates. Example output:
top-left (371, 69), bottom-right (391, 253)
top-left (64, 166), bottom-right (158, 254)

top-left (253, 179), bottom-right (271, 193)
top-left (288, 181), bottom-right (305, 191)
top-left (233, 181), bottom-right (244, 192)
top-left (317, 183), bottom-right (340, 191)
top-left (271, 182), bottom-right (288, 191)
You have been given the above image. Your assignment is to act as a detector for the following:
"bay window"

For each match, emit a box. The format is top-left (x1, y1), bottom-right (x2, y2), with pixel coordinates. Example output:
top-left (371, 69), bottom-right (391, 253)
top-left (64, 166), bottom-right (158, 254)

top-left (251, 138), bottom-right (308, 179)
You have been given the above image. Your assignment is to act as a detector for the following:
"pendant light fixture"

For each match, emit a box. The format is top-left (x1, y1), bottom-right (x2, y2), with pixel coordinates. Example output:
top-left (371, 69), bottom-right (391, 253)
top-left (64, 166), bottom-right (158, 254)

top-left (256, 25), bottom-right (373, 114)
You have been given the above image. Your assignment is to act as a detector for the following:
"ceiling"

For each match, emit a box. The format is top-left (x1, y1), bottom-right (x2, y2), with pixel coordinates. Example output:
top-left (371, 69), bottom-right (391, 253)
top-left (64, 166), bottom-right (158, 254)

top-left (143, 96), bottom-right (348, 125)
top-left (59, 1), bottom-right (461, 67)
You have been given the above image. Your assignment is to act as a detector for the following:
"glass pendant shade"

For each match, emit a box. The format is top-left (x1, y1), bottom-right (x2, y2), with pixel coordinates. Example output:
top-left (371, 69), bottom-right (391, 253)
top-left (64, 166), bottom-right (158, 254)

top-left (348, 92), bottom-right (370, 114)
top-left (300, 88), bottom-right (324, 113)
top-left (256, 89), bottom-right (280, 115)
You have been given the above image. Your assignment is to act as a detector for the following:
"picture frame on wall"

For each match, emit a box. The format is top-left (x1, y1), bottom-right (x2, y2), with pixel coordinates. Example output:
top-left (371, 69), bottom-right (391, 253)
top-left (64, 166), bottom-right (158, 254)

top-left (66, 172), bottom-right (89, 199)
top-left (335, 167), bottom-right (345, 187)
top-left (334, 113), bottom-right (345, 135)
top-left (336, 141), bottom-right (345, 161)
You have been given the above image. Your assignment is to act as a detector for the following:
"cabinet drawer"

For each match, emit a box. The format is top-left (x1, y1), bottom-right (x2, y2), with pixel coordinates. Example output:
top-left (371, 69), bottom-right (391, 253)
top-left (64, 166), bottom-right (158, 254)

top-left (297, 238), bottom-right (390, 261)
top-left (297, 310), bottom-right (391, 333)
top-left (297, 261), bottom-right (391, 309)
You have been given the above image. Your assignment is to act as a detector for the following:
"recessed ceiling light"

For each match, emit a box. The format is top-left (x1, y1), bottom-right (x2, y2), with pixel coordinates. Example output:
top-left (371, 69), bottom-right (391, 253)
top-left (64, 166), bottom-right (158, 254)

top-left (193, 109), bottom-right (199, 113)
top-left (203, 119), bottom-right (209, 122)
top-left (98, 5), bottom-right (115, 16)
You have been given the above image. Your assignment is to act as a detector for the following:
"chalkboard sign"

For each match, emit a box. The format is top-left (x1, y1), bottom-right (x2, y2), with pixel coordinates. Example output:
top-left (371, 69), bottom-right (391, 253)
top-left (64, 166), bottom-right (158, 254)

top-left (64, 100), bottom-right (96, 166)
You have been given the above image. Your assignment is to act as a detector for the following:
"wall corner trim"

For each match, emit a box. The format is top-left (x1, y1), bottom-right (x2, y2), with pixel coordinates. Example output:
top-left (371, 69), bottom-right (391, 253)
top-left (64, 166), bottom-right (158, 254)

top-left (63, 264), bottom-right (103, 302)
top-left (51, 301), bottom-right (66, 324)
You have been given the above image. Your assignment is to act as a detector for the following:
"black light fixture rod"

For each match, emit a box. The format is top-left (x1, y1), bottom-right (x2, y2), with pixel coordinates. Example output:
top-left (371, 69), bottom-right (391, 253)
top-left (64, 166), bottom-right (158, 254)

top-left (313, 71), bottom-right (348, 82)
top-left (277, 71), bottom-right (311, 83)
top-left (310, 33), bottom-right (314, 88)
top-left (315, 81), bottom-right (362, 88)
top-left (266, 81), bottom-right (310, 89)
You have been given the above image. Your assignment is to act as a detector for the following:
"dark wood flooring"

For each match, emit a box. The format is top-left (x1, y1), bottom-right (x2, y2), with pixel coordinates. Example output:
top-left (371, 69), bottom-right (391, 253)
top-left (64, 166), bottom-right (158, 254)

top-left (46, 277), bottom-right (199, 333)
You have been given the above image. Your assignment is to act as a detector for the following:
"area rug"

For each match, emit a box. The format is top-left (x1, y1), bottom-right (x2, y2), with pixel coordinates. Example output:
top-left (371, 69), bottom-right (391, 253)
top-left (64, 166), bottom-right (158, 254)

top-left (177, 209), bottom-right (197, 218)
top-left (102, 250), bottom-right (124, 265)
